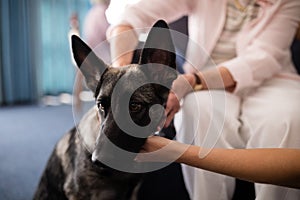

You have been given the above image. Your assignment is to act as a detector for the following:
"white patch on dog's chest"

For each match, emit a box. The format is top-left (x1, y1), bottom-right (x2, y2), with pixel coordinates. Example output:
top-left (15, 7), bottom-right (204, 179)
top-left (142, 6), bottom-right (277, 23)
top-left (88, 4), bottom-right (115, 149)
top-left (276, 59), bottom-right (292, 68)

top-left (77, 106), bottom-right (101, 152)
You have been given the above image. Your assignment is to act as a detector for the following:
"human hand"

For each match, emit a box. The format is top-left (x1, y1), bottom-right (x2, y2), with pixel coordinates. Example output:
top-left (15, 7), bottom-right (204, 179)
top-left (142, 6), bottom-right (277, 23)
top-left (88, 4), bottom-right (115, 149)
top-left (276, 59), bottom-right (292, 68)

top-left (164, 92), bottom-right (180, 127)
top-left (135, 136), bottom-right (186, 162)
top-left (164, 74), bottom-right (196, 127)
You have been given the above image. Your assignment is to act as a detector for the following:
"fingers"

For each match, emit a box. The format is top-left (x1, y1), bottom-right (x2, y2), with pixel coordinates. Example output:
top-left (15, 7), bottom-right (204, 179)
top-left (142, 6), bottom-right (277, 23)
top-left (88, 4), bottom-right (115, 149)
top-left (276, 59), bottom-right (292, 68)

top-left (164, 74), bottom-right (196, 123)
top-left (165, 109), bottom-right (176, 127)
top-left (164, 92), bottom-right (180, 127)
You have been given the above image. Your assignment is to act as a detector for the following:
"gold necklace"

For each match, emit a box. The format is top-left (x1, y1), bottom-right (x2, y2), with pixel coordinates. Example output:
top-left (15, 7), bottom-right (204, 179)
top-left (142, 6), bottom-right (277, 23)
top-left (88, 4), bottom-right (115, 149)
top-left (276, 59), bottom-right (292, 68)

top-left (234, 0), bottom-right (247, 12)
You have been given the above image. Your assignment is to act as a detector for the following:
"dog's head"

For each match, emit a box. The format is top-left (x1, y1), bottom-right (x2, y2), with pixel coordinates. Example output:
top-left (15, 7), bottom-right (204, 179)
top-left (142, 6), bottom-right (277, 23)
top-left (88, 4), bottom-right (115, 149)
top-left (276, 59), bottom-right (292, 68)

top-left (71, 20), bottom-right (177, 168)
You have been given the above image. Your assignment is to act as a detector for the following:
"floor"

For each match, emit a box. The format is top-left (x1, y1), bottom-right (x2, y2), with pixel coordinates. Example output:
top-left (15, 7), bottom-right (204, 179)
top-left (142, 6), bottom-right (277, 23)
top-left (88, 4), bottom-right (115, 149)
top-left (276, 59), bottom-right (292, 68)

top-left (0, 104), bottom-right (85, 200)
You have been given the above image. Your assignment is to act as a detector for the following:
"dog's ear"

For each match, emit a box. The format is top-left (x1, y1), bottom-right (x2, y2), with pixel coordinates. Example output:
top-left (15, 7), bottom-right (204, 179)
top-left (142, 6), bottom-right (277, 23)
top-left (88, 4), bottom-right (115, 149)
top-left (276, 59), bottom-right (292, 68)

top-left (139, 20), bottom-right (177, 87)
top-left (140, 20), bottom-right (176, 67)
top-left (71, 35), bottom-right (108, 92)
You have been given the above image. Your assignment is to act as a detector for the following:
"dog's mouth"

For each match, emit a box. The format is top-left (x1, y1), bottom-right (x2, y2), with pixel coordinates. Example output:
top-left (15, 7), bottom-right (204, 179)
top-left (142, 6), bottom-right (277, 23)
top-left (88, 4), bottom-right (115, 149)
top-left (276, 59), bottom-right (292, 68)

top-left (91, 155), bottom-right (115, 175)
top-left (92, 159), bottom-right (110, 169)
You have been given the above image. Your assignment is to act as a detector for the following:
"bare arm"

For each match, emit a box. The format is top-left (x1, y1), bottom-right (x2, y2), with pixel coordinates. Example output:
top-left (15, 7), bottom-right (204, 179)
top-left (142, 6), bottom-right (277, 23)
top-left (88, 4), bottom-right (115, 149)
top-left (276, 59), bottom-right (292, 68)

top-left (179, 144), bottom-right (300, 189)
top-left (136, 136), bottom-right (300, 189)
top-left (108, 25), bottom-right (137, 67)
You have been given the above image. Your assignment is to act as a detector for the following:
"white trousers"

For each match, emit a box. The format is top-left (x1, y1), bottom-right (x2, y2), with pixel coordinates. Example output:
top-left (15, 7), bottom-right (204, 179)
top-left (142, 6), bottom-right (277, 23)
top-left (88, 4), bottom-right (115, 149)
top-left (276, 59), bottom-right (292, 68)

top-left (174, 77), bottom-right (300, 200)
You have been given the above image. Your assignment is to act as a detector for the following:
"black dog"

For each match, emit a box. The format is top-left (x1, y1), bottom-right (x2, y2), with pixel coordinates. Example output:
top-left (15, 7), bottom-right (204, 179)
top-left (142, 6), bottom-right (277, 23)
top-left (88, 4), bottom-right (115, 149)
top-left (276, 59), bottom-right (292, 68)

top-left (33, 20), bottom-right (177, 200)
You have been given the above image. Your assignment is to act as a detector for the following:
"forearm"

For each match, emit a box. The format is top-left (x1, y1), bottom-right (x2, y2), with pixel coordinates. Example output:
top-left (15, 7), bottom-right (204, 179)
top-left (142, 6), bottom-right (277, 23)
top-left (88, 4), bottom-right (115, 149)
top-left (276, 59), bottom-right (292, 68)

top-left (109, 25), bottom-right (138, 67)
top-left (177, 144), bottom-right (300, 189)
top-left (196, 67), bottom-right (236, 92)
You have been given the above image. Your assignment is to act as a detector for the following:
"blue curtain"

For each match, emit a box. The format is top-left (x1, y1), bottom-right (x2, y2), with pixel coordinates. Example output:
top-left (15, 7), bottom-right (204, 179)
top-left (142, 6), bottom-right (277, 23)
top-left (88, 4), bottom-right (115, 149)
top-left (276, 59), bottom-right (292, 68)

top-left (0, 0), bottom-right (41, 105)
top-left (40, 0), bottom-right (89, 95)
top-left (0, 0), bottom-right (90, 105)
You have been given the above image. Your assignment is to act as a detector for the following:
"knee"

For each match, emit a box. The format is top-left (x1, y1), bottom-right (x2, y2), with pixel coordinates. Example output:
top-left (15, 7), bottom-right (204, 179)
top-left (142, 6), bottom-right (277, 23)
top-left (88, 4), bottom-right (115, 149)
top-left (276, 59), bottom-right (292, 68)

top-left (180, 92), bottom-right (213, 119)
top-left (175, 92), bottom-right (210, 143)
top-left (273, 107), bottom-right (300, 147)
top-left (248, 106), bottom-right (300, 148)
top-left (175, 91), bottom-right (225, 143)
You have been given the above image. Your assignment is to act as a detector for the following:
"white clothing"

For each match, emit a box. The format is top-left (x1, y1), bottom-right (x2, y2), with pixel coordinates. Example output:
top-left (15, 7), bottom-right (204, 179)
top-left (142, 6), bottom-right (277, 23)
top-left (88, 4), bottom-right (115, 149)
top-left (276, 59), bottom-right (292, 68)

top-left (108, 0), bottom-right (300, 93)
top-left (175, 77), bottom-right (300, 199)
top-left (106, 0), bottom-right (300, 199)
top-left (211, 0), bottom-right (260, 65)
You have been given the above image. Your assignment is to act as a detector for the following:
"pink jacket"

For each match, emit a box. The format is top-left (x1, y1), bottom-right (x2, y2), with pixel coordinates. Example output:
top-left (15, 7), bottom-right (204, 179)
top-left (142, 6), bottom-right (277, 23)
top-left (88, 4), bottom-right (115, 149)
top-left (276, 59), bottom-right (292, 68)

top-left (109, 0), bottom-right (300, 93)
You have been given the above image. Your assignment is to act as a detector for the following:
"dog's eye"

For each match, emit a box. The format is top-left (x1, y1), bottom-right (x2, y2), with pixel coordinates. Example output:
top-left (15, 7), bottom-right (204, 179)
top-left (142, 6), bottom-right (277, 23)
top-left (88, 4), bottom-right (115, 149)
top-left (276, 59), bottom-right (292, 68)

top-left (129, 102), bottom-right (142, 113)
top-left (98, 104), bottom-right (105, 112)
top-left (97, 97), bottom-right (110, 116)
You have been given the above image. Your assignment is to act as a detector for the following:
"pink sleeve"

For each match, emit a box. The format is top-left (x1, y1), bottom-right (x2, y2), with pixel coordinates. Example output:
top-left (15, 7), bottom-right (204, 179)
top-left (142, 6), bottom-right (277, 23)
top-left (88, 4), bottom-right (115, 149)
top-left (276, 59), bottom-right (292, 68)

top-left (83, 6), bottom-right (109, 48)
top-left (220, 0), bottom-right (300, 93)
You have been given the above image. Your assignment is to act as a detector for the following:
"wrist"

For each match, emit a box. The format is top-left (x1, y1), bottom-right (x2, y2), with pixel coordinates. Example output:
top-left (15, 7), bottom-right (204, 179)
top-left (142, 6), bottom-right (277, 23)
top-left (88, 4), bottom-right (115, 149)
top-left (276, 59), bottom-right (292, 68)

top-left (171, 74), bottom-right (200, 100)
top-left (184, 73), bottom-right (204, 91)
top-left (184, 74), bottom-right (196, 88)
top-left (192, 73), bottom-right (203, 91)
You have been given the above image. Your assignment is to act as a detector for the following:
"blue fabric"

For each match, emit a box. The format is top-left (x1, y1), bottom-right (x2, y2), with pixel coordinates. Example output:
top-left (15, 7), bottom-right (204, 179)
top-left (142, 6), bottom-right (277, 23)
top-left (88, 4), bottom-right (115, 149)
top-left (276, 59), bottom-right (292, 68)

top-left (0, 0), bottom-right (90, 105)
top-left (40, 0), bottom-right (89, 95)
top-left (0, 0), bottom-right (41, 105)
